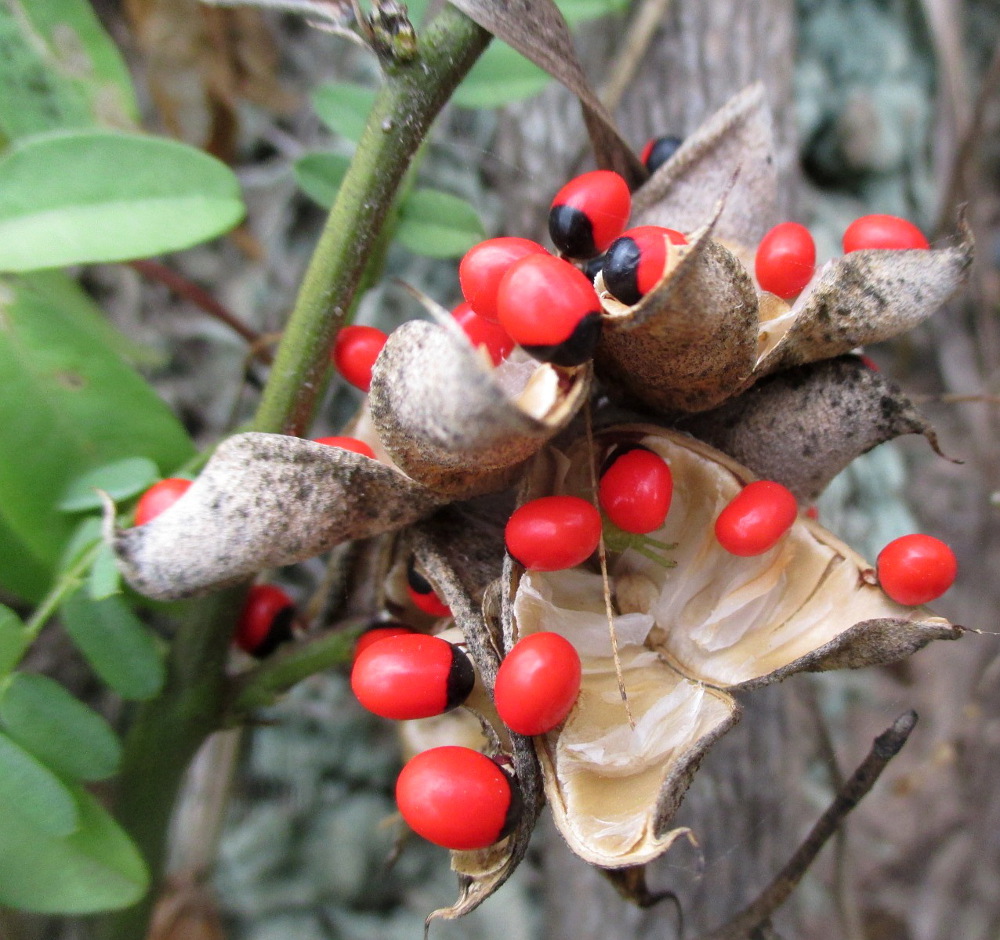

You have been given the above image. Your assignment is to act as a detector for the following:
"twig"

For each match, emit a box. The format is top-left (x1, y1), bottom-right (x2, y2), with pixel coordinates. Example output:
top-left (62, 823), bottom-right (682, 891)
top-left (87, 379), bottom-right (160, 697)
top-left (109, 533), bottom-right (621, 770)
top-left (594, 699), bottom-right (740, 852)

top-left (599, 0), bottom-right (672, 113)
top-left (129, 259), bottom-right (273, 363)
top-left (696, 711), bottom-right (918, 940)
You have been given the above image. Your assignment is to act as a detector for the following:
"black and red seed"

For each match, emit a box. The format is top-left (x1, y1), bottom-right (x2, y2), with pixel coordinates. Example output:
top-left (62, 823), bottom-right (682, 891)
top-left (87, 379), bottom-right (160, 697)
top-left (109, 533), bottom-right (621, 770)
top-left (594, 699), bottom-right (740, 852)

top-left (548, 170), bottom-right (631, 260)
top-left (602, 226), bottom-right (687, 306)
top-left (640, 134), bottom-right (683, 174)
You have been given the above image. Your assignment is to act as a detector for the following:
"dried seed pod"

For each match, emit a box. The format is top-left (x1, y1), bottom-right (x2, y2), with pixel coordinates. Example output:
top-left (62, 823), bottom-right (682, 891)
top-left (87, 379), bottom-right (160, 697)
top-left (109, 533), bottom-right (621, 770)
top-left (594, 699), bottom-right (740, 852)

top-left (595, 213), bottom-right (759, 413)
top-left (630, 83), bottom-right (778, 251)
top-left (110, 433), bottom-right (447, 600)
top-left (505, 426), bottom-right (959, 868)
top-left (369, 319), bottom-right (591, 498)
top-left (756, 219), bottom-right (974, 375)
top-left (674, 356), bottom-right (950, 501)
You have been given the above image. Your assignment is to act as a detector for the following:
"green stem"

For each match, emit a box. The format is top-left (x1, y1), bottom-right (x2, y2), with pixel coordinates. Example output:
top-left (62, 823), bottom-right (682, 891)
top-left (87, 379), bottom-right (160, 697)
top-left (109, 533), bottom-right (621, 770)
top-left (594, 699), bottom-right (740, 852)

top-left (24, 542), bottom-right (100, 641)
top-left (229, 624), bottom-right (362, 717)
top-left (252, 6), bottom-right (491, 436)
top-left (99, 10), bottom-right (490, 940)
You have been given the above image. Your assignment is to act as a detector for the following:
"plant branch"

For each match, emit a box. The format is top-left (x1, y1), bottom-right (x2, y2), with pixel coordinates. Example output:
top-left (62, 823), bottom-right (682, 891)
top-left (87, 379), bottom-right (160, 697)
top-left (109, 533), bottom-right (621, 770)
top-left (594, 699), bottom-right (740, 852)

top-left (696, 710), bottom-right (918, 940)
top-left (228, 622), bottom-right (362, 716)
top-left (252, 4), bottom-right (491, 436)
top-left (129, 259), bottom-right (273, 363)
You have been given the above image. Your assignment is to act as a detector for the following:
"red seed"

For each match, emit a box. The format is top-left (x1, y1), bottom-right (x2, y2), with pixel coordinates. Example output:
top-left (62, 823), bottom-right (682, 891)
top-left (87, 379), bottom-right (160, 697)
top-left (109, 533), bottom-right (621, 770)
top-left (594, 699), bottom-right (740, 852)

top-left (133, 478), bottom-right (192, 526)
top-left (876, 534), bottom-right (956, 606)
top-left (714, 480), bottom-right (798, 557)
top-left (548, 170), bottom-right (632, 259)
top-left (396, 746), bottom-right (515, 850)
top-left (332, 325), bottom-right (388, 392)
top-left (451, 302), bottom-right (515, 365)
top-left (494, 632), bottom-right (581, 735)
top-left (505, 496), bottom-right (602, 571)
top-left (640, 135), bottom-right (683, 174)
top-left (599, 446), bottom-right (673, 534)
top-left (755, 222), bottom-right (816, 298)
top-left (459, 237), bottom-right (548, 322)
top-left (842, 215), bottom-right (929, 253)
top-left (406, 560), bottom-right (452, 618)
top-left (352, 622), bottom-right (416, 664)
top-left (350, 634), bottom-right (474, 720)
top-left (235, 584), bottom-right (296, 657)
top-left (602, 226), bottom-right (688, 306)
top-left (312, 436), bottom-right (377, 459)
top-left (496, 254), bottom-right (602, 366)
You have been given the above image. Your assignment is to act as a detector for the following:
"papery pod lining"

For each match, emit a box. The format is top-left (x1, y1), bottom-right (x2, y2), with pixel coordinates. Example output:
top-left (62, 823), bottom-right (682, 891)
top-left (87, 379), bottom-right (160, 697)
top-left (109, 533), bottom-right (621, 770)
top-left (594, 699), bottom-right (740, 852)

top-left (630, 83), bottom-right (777, 250)
top-left (111, 433), bottom-right (447, 600)
top-left (595, 227), bottom-right (758, 413)
top-left (756, 219), bottom-right (974, 376)
top-left (370, 319), bottom-right (591, 498)
top-left (674, 356), bottom-right (948, 501)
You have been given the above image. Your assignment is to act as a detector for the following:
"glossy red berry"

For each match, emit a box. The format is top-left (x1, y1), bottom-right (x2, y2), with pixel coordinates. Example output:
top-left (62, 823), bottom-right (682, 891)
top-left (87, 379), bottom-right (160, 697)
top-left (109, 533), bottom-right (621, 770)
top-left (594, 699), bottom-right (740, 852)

top-left (714, 480), bottom-right (798, 557)
top-left (505, 496), bottom-right (602, 571)
top-left (351, 634), bottom-right (475, 720)
top-left (599, 446), bottom-right (673, 534)
top-left (548, 170), bottom-right (631, 260)
top-left (459, 237), bottom-right (548, 322)
top-left (133, 478), bottom-right (192, 526)
top-left (235, 584), bottom-right (296, 657)
top-left (842, 215), bottom-right (929, 253)
top-left (312, 436), bottom-right (377, 459)
top-left (406, 559), bottom-right (452, 618)
top-left (876, 534), bottom-right (956, 606)
top-left (451, 302), bottom-right (515, 366)
top-left (496, 254), bottom-right (602, 367)
top-left (352, 621), bottom-right (416, 664)
top-left (640, 134), bottom-right (683, 174)
top-left (396, 746), bottom-right (517, 850)
top-left (332, 325), bottom-right (388, 392)
top-left (494, 632), bottom-right (582, 736)
top-left (602, 226), bottom-right (688, 306)
top-left (755, 222), bottom-right (816, 299)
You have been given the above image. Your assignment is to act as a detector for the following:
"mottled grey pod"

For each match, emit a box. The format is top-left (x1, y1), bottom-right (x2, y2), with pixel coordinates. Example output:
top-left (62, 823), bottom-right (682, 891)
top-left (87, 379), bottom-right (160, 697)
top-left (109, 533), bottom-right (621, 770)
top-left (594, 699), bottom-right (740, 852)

top-left (111, 433), bottom-right (447, 600)
top-left (369, 319), bottom-right (591, 498)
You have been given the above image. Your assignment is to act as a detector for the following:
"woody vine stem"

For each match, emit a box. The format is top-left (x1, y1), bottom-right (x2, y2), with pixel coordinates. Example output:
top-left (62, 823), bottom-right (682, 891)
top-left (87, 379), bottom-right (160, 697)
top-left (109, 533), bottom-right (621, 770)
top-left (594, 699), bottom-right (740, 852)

top-left (98, 8), bottom-right (491, 939)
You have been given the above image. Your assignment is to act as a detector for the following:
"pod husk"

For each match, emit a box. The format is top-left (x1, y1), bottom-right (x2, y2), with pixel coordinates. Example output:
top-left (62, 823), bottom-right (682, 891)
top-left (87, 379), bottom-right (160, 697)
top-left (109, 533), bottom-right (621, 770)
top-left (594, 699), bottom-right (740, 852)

top-left (630, 83), bottom-right (777, 251)
top-left (369, 319), bottom-right (592, 498)
top-left (111, 433), bottom-right (447, 600)
top-left (595, 221), bottom-right (759, 413)
top-left (408, 509), bottom-right (545, 923)
top-left (674, 355), bottom-right (950, 501)
top-left (756, 219), bottom-right (975, 375)
top-left (504, 425), bottom-right (959, 868)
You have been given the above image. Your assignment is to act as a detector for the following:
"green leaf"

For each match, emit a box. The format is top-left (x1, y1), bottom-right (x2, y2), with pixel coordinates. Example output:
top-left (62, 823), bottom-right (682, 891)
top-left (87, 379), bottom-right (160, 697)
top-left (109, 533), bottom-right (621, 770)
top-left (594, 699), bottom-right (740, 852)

top-left (0, 0), bottom-right (138, 142)
top-left (0, 513), bottom-right (51, 604)
top-left (0, 273), bottom-right (194, 574)
top-left (0, 672), bottom-right (121, 781)
top-left (311, 82), bottom-right (377, 142)
top-left (87, 542), bottom-right (122, 601)
top-left (0, 785), bottom-right (147, 913)
top-left (394, 188), bottom-right (485, 258)
top-left (0, 730), bottom-right (78, 836)
top-left (0, 604), bottom-right (29, 675)
top-left (293, 152), bottom-right (352, 209)
top-left (0, 130), bottom-right (245, 271)
top-left (61, 590), bottom-right (164, 701)
top-left (452, 42), bottom-right (550, 108)
top-left (58, 457), bottom-right (160, 512)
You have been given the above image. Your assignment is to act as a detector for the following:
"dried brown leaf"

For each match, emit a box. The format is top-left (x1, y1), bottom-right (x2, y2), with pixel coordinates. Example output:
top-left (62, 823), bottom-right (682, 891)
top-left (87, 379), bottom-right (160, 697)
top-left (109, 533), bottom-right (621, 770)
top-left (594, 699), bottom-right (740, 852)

top-left (369, 320), bottom-right (591, 498)
top-left (674, 356), bottom-right (950, 501)
top-left (631, 84), bottom-right (778, 249)
top-left (111, 433), bottom-right (446, 600)
top-left (446, 0), bottom-right (644, 185)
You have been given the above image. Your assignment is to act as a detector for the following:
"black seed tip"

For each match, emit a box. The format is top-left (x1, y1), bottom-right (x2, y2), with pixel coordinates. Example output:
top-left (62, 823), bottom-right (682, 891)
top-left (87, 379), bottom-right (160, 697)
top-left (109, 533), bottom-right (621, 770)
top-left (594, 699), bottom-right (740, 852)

top-left (521, 312), bottom-right (602, 367)
top-left (406, 557), bottom-right (433, 597)
top-left (644, 135), bottom-right (683, 174)
top-left (445, 645), bottom-right (476, 711)
top-left (250, 605), bottom-right (296, 658)
top-left (603, 236), bottom-right (642, 306)
top-left (549, 204), bottom-right (597, 259)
